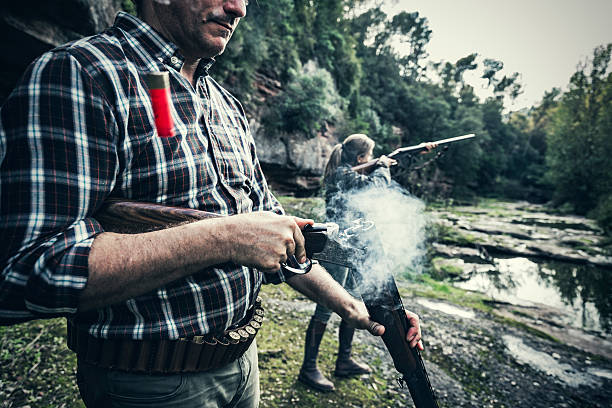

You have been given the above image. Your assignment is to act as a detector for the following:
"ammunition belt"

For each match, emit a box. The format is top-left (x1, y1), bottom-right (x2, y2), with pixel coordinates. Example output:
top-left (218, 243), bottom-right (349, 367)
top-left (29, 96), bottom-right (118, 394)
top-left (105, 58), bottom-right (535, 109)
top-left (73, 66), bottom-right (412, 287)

top-left (67, 298), bottom-right (265, 374)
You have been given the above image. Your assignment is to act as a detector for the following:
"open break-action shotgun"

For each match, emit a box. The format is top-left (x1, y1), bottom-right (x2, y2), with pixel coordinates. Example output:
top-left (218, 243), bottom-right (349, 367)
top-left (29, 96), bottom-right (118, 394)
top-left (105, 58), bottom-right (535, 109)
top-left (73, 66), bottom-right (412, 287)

top-left (95, 200), bottom-right (439, 408)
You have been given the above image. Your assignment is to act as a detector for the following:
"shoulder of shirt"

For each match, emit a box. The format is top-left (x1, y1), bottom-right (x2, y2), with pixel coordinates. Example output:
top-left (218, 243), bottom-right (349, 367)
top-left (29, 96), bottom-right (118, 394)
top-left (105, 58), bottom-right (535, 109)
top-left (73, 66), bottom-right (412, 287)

top-left (40, 27), bottom-right (129, 80)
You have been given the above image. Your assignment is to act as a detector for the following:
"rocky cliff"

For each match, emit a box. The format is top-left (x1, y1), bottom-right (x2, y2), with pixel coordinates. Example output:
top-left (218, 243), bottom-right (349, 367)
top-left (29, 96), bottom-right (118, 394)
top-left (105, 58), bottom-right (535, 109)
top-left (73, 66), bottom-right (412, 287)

top-left (0, 1), bottom-right (331, 196)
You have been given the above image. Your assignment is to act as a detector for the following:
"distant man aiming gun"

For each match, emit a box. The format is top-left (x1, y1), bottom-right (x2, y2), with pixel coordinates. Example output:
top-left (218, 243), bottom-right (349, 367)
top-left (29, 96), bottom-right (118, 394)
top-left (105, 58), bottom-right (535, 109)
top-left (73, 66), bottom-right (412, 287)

top-left (352, 134), bottom-right (476, 174)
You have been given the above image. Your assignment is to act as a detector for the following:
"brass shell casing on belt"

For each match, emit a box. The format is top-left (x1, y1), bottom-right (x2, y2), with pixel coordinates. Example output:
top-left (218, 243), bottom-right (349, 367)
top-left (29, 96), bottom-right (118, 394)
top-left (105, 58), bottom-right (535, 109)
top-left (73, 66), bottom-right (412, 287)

top-left (237, 329), bottom-right (249, 341)
top-left (249, 321), bottom-right (261, 330)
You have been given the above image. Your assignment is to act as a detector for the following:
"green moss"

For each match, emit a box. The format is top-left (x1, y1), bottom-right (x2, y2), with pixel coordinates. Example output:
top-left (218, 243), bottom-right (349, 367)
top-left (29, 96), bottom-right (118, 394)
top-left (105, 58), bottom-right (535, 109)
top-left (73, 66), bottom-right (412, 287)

top-left (510, 309), bottom-right (532, 319)
top-left (492, 315), bottom-right (560, 343)
top-left (428, 223), bottom-right (477, 246)
top-left (428, 257), bottom-right (464, 280)
top-left (0, 318), bottom-right (83, 408)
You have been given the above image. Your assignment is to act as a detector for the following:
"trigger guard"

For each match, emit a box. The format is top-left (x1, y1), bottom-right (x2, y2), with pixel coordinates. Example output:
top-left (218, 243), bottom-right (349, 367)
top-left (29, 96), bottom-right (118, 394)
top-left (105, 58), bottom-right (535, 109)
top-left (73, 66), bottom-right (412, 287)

top-left (281, 257), bottom-right (312, 275)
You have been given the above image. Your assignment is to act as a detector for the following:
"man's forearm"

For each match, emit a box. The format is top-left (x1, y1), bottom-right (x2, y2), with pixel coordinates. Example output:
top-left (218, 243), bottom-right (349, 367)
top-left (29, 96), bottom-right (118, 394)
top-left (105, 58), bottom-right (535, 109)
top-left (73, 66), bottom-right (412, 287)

top-left (286, 263), bottom-right (364, 324)
top-left (81, 218), bottom-right (229, 311)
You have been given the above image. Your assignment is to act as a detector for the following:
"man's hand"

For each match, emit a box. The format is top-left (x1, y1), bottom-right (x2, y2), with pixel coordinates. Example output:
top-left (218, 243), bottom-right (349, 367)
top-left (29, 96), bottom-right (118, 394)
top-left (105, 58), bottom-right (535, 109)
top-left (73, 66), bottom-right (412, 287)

top-left (405, 310), bottom-right (424, 350)
top-left (342, 302), bottom-right (424, 350)
top-left (221, 212), bottom-right (313, 273)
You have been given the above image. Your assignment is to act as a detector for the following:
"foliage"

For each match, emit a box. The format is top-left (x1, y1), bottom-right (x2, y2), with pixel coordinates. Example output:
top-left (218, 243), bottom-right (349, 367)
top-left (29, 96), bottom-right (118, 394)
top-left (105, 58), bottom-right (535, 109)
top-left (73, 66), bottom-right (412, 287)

top-left (121, 0), bottom-right (136, 15)
top-left (262, 64), bottom-right (344, 137)
top-left (591, 194), bottom-right (612, 236)
top-left (276, 195), bottom-right (325, 222)
top-left (544, 44), bottom-right (612, 230)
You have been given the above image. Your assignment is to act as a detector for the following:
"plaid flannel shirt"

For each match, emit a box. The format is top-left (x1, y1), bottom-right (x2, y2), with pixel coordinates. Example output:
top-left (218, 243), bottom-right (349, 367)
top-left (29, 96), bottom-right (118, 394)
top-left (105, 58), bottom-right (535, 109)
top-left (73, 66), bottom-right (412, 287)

top-left (0, 12), bottom-right (287, 339)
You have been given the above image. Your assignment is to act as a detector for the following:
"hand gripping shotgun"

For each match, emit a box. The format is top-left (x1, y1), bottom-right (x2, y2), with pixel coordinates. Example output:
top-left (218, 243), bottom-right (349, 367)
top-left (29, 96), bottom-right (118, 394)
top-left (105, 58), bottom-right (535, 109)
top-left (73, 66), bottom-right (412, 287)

top-left (95, 200), bottom-right (438, 407)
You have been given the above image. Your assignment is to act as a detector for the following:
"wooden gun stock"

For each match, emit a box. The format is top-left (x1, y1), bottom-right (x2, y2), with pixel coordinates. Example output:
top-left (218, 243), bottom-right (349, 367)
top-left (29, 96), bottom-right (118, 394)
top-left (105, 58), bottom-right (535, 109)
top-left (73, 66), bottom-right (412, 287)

top-left (95, 199), bottom-right (314, 275)
top-left (95, 199), bottom-right (218, 234)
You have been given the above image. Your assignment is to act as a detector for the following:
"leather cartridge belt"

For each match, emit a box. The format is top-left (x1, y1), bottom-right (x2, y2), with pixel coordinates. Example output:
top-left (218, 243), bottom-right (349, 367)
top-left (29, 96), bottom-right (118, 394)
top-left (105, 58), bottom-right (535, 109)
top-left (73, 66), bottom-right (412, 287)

top-left (67, 298), bottom-right (265, 374)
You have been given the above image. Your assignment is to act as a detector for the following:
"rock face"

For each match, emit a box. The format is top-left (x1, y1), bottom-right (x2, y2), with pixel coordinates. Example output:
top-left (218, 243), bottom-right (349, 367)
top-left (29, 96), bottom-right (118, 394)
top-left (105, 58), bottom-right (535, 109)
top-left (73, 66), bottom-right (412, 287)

top-left (0, 1), bottom-right (123, 102)
top-left (250, 119), bottom-right (333, 196)
top-left (0, 1), bottom-right (333, 195)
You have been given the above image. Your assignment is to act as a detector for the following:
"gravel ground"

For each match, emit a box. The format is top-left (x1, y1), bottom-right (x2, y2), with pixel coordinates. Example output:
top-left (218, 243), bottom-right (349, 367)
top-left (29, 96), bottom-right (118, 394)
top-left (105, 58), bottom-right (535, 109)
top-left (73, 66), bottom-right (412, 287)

top-left (266, 288), bottom-right (612, 408)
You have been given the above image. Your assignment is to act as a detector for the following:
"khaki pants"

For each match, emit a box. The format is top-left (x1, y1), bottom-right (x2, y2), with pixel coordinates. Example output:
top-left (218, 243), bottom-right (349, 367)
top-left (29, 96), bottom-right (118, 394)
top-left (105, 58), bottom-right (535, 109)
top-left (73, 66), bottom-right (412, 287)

top-left (76, 340), bottom-right (259, 408)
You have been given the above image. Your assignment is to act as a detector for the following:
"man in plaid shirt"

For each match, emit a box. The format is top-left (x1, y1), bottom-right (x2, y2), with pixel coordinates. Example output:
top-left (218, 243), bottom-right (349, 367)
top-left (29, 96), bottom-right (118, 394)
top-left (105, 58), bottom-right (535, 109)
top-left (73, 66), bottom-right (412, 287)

top-left (0, 0), bottom-right (423, 406)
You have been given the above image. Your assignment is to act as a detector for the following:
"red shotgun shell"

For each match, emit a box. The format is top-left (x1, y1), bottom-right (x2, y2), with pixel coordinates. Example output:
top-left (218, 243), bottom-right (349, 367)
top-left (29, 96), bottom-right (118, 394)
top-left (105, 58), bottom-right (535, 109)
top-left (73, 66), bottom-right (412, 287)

top-left (145, 72), bottom-right (175, 137)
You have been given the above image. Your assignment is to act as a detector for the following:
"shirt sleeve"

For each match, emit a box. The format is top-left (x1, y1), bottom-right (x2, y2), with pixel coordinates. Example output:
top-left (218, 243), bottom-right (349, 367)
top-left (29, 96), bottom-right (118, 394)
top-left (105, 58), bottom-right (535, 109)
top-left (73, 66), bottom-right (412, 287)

top-left (0, 49), bottom-right (119, 321)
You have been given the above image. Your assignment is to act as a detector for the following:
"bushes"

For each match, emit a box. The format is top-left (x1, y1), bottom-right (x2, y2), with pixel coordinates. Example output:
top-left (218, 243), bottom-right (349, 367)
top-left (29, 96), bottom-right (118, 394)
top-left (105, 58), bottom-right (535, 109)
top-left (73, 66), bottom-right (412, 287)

top-left (262, 64), bottom-right (344, 137)
top-left (591, 195), bottom-right (612, 236)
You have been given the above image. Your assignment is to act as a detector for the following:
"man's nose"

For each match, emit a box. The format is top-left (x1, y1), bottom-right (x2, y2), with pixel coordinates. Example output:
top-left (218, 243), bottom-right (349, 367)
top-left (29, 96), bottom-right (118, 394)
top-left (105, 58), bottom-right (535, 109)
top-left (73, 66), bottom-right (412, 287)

top-left (224, 0), bottom-right (247, 18)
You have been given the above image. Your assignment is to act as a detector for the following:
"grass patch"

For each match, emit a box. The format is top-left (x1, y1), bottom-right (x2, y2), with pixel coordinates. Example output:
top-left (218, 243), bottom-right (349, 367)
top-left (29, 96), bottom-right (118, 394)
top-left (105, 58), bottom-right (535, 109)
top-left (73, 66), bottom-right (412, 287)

top-left (400, 274), bottom-right (492, 314)
top-left (0, 318), bottom-right (84, 408)
top-left (258, 285), bottom-right (403, 408)
top-left (276, 196), bottom-right (325, 222)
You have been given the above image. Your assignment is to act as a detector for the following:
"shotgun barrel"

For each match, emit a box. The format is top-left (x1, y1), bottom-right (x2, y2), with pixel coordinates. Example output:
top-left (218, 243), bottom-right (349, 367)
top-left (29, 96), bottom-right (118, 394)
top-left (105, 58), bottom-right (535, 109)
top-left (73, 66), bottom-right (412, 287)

top-left (352, 133), bottom-right (475, 174)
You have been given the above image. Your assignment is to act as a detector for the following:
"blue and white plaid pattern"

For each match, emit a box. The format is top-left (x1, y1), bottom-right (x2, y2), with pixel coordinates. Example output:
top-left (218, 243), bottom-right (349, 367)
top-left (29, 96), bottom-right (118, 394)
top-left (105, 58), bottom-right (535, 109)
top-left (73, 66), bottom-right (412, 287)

top-left (0, 12), bottom-right (284, 338)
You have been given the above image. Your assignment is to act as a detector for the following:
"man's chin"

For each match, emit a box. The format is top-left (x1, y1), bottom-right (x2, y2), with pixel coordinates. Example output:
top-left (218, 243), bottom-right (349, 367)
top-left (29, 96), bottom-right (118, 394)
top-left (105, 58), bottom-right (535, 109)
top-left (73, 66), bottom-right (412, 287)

top-left (195, 39), bottom-right (228, 59)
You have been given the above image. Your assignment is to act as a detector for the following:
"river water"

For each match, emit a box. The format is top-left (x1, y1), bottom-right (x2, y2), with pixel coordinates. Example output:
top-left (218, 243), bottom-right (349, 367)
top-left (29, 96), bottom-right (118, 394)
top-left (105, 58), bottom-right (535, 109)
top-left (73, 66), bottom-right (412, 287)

top-left (454, 256), bottom-right (611, 335)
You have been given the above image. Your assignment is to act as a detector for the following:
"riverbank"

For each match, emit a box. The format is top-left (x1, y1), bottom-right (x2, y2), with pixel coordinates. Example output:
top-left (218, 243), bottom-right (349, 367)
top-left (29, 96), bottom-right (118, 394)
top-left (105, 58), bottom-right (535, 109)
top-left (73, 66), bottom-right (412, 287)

top-left (1, 198), bottom-right (610, 407)
top-left (258, 280), bottom-right (612, 407)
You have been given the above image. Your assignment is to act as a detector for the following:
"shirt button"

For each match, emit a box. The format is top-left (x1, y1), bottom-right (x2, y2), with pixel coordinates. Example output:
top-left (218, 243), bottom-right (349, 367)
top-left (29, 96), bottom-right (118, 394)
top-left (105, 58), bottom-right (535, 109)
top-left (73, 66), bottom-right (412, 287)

top-left (170, 56), bottom-right (180, 65)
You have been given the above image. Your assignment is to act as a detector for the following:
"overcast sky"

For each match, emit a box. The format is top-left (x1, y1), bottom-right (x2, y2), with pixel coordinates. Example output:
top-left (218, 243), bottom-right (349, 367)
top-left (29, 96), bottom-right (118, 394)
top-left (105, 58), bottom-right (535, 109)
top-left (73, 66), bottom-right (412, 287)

top-left (384, 0), bottom-right (612, 110)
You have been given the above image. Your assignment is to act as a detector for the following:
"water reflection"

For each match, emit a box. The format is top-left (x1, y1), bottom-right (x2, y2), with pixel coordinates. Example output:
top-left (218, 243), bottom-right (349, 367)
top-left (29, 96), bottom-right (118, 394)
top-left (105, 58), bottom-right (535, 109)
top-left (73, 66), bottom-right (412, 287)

top-left (538, 261), bottom-right (612, 334)
top-left (454, 257), bottom-right (612, 334)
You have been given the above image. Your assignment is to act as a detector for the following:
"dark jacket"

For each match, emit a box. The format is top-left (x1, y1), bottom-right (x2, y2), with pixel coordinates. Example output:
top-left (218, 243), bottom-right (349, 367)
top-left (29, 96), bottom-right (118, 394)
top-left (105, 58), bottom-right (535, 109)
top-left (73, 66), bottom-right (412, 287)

top-left (324, 163), bottom-right (391, 227)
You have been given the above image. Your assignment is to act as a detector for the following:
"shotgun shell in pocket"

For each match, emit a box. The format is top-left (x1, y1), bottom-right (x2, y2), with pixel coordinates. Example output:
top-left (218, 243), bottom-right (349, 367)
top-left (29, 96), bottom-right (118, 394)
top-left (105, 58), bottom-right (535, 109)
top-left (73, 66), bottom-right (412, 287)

top-left (145, 72), bottom-right (175, 137)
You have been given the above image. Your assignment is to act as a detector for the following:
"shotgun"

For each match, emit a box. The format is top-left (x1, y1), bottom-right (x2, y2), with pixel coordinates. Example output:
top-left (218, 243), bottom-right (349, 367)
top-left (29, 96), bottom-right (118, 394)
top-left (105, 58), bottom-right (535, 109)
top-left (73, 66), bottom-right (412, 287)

top-left (342, 221), bottom-right (440, 408)
top-left (94, 200), bottom-right (439, 407)
top-left (352, 133), bottom-right (475, 174)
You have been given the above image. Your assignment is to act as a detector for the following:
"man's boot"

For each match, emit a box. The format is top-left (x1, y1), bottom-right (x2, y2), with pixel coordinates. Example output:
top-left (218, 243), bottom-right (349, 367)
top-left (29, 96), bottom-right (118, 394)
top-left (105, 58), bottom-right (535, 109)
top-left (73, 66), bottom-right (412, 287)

top-left (334, 320), bottom-right (372, 377)
top-left (298, 318), bottom-right (335, 392)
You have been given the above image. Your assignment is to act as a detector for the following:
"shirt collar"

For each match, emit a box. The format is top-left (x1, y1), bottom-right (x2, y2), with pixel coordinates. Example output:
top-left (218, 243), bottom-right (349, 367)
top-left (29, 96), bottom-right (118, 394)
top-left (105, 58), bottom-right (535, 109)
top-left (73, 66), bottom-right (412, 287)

top-left (113, 12), bottom-right (215, 77)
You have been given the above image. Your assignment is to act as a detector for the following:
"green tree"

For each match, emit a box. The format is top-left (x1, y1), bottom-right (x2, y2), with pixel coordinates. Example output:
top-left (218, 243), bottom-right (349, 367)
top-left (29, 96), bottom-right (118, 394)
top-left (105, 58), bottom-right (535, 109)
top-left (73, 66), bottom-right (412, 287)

top-left (545, 44), bottom-right (612, 220)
